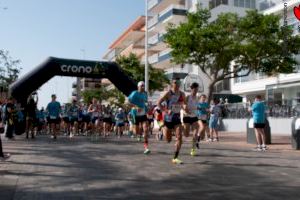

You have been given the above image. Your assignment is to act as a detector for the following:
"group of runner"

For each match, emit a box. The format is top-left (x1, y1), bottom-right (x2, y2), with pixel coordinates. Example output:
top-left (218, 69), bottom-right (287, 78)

top-left (128, 78), bottom-right (223, 164)
top-left (1, 78), bottom-right (225, 164)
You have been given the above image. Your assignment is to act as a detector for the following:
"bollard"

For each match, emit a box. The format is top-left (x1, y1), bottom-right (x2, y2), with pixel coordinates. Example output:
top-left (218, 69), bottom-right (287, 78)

top-left (291, 117), bottom-right (300, 150)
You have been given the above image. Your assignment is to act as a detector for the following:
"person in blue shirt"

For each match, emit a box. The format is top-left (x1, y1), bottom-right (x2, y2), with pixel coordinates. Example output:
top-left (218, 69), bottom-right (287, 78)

top-left (46, 94), bottom-right (61, 139)
top-left (115, 108), bottom-right (126, 138)
top-left (68, 98), bottom-right (79, 138)
top-left (249, 95), bottom-right (267, 151)
top-left (128, 81), bottom-right (150, 155)
top-left (197, 94), bottom-right (210, 144)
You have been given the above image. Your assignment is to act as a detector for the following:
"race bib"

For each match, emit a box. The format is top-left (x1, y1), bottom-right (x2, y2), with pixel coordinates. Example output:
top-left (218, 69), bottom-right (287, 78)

top-left (171, 104), bottom-right (181, 113)
top-left (50, 115), bottom-right (57, 119)
top-left (137, 109), bottom-right (145, 116)
top-left (199, 114), bottom-right (207, 120)
top-left (92, 112), bottom-right (99, 117)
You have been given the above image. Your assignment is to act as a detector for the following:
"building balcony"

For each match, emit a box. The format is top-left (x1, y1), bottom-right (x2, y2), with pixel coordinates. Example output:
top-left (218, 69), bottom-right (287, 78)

top-left (148, 4), bottom-right (187, 33)
top-left (209, 4), bottom-right (249, 22)
top-left (148, 0), bottom-right (185, 13)
top-left (148, 0), bottom-right (162, 11)
top-left (148, 32), bottom-right (165, 45)
top-left (148, 14), bottom-right (159, 29)
top-left (148, 53), bottom-right (159, 64)
top-left (103, 48), bottom-right (122, 61)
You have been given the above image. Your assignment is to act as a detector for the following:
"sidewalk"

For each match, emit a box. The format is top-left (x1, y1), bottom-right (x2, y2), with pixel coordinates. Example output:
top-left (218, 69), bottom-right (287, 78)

top-left (0, 132), bottom-right (299, 200)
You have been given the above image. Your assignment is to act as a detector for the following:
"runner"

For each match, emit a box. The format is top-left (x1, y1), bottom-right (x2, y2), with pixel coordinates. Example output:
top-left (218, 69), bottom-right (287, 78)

top-left (153, 106), bottom-right (164, 141)
top-left (103, 105), bottom-right (113, 137)
top-left (25, 94), bottom-right (38, 139)
top-left (182, 82), bottom-right (199, 156)
top-left (36, 107), bottom-right (46, 135)
top-left (115, 108), bottom-right (126, 138)
top-left (68, 98), bottom-right (79, 138)
top-left (147, 103), bottom-right (155, 135)
top-left (61, 104), bottom-right (70, 136)
top-left (157, 78), bottom-right (186, 164)
top-left (88, 98), bottom-right (101, 138)
top-left (128, 81), bottom-right (150, 155)
top-left (197, 94), bottom-right (210, 145)
top-left (46, 94), bottom-right (61, 139)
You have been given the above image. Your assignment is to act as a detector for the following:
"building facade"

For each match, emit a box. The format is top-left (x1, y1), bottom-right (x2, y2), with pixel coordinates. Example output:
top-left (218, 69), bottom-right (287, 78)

top-left (230, 0), bottom-right (300, 106)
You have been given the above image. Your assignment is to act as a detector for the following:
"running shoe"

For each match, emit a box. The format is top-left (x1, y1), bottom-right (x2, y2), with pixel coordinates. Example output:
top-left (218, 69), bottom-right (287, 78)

top-left (190, 148), bottom-right (196, 156)
top-left (137, 137), bottom-right (142, 142)
top-left (213, 137), bottom-right (219, 142)
top-left (0, 153), bottom-right (10, 161)
top-left (262, 146), bottom-right (268, 151)
top-left (144, 149), bottom-right (151, 155)
top-left (172, 158), bottom-right (183, 164)
top-left (253, 147), bottom-right (262, 152)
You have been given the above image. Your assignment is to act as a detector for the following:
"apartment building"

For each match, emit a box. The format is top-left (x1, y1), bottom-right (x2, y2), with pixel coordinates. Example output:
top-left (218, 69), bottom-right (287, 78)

top-left (231, 0), bottom-right (300, 106)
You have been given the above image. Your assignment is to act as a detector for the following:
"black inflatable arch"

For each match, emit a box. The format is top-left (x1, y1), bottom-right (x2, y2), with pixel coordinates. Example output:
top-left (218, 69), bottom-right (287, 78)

top-left (9, 57), bottom-right (136, 104)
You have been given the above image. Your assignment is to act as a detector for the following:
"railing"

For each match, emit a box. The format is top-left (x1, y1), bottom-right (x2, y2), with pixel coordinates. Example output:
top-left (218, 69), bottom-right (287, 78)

top-left (148, 0), bottom-right (161, 11)
top-left (148, 33), bottom-right (159, 45)
top-left (223, 102), bottom-right (300, 119)
top-left (148, 15), bottom-right (158, 29)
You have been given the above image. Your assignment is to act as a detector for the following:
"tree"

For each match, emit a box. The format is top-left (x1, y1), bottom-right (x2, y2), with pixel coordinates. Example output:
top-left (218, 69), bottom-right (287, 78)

top-left (106, 88), bottom-right (126, 108)
top-left (116, 53), bottom-right (169, 94)
top-left (81, 86), bottom-right (109, 104)
top-left (164, 8), bottom-right (300, 102)
top-left (0, 50), bottom-right (21, 92)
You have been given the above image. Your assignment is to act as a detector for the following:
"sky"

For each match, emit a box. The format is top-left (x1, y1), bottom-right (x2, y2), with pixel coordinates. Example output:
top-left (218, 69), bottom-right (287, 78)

top-left (0, 0), bottom-right (145, 108)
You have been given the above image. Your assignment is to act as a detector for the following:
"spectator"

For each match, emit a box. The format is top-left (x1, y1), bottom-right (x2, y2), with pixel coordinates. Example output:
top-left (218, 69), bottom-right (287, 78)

top-left (209, 98), bottom-right (222, 142)
top-left (249, 95), bottom-right (267, 151)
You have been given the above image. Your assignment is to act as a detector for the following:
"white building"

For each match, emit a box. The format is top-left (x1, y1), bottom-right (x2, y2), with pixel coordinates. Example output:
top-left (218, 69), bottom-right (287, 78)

top-left (231, 0), bottom-right (300, 106)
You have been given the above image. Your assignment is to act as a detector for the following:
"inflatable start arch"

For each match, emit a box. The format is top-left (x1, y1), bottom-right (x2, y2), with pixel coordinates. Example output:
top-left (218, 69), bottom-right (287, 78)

top-left (9, 57), bottom-right (137, 104)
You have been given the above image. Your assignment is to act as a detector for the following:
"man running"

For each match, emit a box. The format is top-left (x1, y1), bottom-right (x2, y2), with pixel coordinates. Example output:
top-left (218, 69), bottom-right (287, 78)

top-left (115, 108), bottom-right (126, 138)
top-left (68, 98), bottom-right (79, 138)
top-left (128, 81), bottom-right (150, 155)
top-left (46, 94), bottom-right (61, 139)
top-left (157, 78), bottom-right (186, 164)
top-left (182, 82), bottom-right (199, 156)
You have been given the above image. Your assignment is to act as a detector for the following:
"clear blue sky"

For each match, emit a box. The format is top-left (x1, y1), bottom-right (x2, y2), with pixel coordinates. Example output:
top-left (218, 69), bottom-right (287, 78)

top-left (0, 0), bottom-right (144, 108)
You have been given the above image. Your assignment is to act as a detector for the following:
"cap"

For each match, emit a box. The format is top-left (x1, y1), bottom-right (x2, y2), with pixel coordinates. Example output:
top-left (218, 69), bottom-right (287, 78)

top-left (138, 81), bottom-right (145, 87)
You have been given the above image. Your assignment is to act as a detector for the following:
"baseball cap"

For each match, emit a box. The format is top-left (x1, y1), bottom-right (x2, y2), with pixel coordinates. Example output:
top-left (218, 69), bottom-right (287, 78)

top-left (138, 81), bottom-right (145, 87)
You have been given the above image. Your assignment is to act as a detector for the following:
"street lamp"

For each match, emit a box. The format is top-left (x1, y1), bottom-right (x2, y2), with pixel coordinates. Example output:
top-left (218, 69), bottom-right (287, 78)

top-left (145, 0), bottom-right (149, 94)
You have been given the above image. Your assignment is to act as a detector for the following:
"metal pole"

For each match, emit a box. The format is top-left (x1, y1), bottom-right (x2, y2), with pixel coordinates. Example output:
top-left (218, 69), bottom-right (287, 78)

top-left (145, 0), bottom-right (149, 93)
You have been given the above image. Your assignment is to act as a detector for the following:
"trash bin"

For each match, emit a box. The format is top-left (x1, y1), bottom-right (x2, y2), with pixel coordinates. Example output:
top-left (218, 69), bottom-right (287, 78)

top-left (246, 118), bottom-right (271, 144)
top-left (291, 117), bottom-right (300, 150)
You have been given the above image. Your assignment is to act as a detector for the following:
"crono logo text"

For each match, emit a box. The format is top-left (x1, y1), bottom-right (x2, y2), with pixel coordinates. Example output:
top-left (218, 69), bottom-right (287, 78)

top-left (60, 65), bottom-right (93, 74)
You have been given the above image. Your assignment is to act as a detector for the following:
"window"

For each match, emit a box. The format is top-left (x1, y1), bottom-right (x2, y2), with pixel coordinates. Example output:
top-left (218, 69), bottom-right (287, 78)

top-left (251, 0), bottom-right (256, 8)
top-left (239, 0), bottom-right (244, 7)
top-left (245, 0), bottom-right (251, 8)
top-left (209, 0), bottom-right (228, 9)
top-left (234, 0), bottom-right (239, 6)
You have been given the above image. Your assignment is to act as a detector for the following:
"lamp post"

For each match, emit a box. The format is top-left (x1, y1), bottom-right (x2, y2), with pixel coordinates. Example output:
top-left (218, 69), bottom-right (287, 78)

top-left (145, 0), bottom-right (149, 93)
